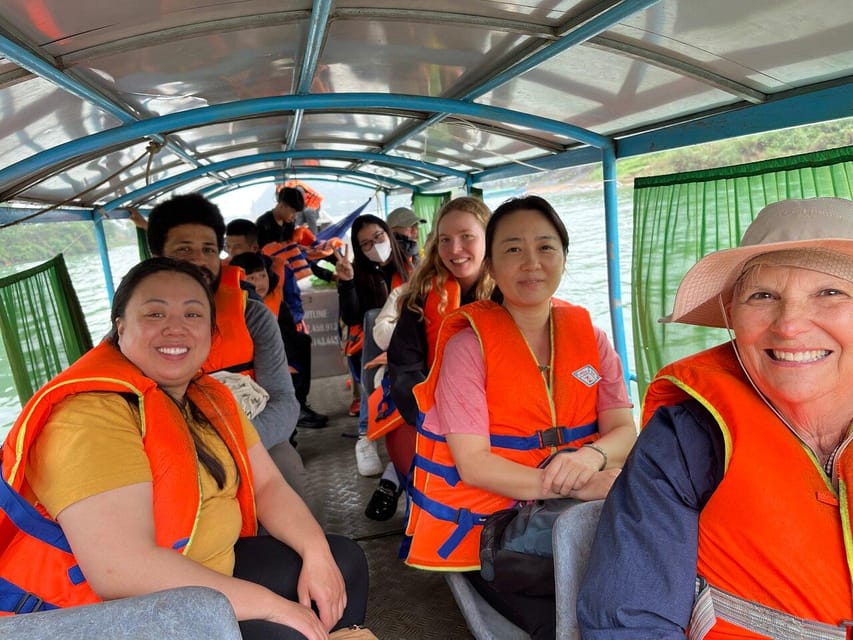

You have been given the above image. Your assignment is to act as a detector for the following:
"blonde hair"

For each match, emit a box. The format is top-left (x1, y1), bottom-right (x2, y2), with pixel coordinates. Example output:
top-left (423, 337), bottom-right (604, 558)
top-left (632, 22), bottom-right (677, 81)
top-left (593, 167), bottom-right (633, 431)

top-left (400, 196), bottom-right (494, 318)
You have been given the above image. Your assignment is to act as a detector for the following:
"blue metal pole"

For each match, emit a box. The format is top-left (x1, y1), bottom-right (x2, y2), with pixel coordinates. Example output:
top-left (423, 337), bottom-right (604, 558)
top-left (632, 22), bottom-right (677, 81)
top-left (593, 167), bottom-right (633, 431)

top-left (201, 175), bottom-right (378, 200)
top-left (92, 211), bottom-right (116, 302)
top-left (100, 150), bottom-right (461, 212)
top-left (601, 145), bottom-right (633, 396)
top-left (0, 94), bottom-right (611, 197)
top-left (182, 168), bottom-right (410, 204)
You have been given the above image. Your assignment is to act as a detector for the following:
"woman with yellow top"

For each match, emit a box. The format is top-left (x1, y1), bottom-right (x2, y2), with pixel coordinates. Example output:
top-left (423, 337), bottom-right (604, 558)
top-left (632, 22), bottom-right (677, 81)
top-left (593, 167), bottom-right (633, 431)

top-left (0, 258), bottom-right (367, 640)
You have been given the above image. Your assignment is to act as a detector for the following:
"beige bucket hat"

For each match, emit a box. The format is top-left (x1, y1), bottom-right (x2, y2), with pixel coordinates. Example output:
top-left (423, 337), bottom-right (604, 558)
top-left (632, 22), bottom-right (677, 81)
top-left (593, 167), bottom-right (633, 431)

top-left (666, 197), bottom-right (853, 328)
top-left (387, 207), bottom-right (426, 229)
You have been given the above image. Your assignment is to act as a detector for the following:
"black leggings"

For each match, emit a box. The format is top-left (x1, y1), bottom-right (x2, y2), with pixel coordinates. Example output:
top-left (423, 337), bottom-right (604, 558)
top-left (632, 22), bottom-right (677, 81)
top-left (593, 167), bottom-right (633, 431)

top-left (281, 326), bottom-right (312, 406)
top-left (234, 534), bottom-right (369, 640)
top-left (465, 571), bottom-right (556, 640)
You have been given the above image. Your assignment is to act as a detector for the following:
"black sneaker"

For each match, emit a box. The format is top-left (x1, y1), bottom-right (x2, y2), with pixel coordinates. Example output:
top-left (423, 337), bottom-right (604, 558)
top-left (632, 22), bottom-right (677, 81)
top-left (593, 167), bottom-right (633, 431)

top-left (297, 405), bottom-right (329, 429)
top-left (365, 479), bottom-right (402, 521)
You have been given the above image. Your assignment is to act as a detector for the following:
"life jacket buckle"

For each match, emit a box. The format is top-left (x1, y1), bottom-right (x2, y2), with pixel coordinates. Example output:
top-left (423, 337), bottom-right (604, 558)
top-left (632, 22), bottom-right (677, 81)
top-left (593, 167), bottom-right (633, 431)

top-left (14, 592), bottom-right (44, 614)
top-left (538, 427), bottom-right (565, 448)
top-left (454, 507), bottom-right (471, 525)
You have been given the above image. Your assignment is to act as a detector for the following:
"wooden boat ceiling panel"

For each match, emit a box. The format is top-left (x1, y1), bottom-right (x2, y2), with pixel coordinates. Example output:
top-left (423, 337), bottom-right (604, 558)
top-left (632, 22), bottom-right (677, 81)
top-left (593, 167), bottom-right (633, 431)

top-left (0, 0), bottom-right (849, 209)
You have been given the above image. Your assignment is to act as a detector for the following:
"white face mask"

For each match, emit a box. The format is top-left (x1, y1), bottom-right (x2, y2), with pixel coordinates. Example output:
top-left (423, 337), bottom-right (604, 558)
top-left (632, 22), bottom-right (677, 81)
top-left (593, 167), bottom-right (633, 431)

top-left (366, 239), bottom-right (392, 264)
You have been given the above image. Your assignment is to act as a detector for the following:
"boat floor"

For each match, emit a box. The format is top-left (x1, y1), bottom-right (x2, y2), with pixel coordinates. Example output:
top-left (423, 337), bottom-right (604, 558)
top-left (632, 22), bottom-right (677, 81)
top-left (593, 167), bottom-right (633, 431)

top-left (300, 374), bottom-right (475, 640)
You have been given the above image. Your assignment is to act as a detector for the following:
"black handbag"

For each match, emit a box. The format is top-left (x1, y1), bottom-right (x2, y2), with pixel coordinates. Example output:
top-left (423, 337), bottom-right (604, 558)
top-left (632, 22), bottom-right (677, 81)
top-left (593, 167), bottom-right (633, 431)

top-left (479, 497), bottom-right (583, 596)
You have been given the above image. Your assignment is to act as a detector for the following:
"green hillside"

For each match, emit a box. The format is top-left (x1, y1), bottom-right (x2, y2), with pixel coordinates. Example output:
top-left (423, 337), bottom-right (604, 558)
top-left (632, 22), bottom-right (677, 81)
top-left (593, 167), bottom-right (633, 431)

top-left (513, 119), bottom-right (853, 192)
top-left (0, 219), bottom-right (138, 268)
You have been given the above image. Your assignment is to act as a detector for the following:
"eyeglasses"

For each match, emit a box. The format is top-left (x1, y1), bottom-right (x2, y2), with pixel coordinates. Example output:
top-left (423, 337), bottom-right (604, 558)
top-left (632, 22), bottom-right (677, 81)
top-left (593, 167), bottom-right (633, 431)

top-left (358, 230), bottom-right (387, 252)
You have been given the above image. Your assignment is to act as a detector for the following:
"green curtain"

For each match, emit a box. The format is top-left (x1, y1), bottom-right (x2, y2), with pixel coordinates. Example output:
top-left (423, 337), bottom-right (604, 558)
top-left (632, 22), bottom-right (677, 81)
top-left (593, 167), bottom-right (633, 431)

top-left (0, 254), bottom-right (93, 404)
top-left (137, 227), bottom-right (151, 260)
top-left (411, 191), bottom-right (451, 246)
top-left (632, 145), bottom-right (853, 399)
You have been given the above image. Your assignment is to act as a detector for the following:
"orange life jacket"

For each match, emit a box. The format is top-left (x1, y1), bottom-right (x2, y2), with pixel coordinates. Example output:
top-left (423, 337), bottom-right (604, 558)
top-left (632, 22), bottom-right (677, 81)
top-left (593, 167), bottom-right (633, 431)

top-left (0, 341), bottom-right (257, 615)
top-left (422, 276), bottom-right (462, 366)
top-left (366, 372), bottom-right (403, 440)
top-left (643, 343), bottom-right (853, 638)
top-left (263, 235), bottom-right (312, 280)
top-left (309, 237), bottom-right (344, 260)
top-left (254, 254), bottom-right (286, 319)
top-left (366, 277), bottom-right (462, 440)
top-left (204, 264), bottom-right (255, 378)
top-left (294, 227), bottom-right (337, 262)
top-left (283, 180), bottom-right (323, 210)
top-left (405, 299), bottom-right (601, 570)
top-left (244, 251), bottom-right (307, 334)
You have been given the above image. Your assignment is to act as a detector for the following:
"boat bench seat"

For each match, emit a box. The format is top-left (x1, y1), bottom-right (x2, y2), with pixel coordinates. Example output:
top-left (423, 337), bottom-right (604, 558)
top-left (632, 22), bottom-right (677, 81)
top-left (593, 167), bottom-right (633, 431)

top-left (0, 586), bottom-right (240, 639)
top-left (553, 499), bottom-right (604, 639)
top-left (445, 498), bottom-right (604, 640)
top-left (444, 572), bottom-right (531, 640)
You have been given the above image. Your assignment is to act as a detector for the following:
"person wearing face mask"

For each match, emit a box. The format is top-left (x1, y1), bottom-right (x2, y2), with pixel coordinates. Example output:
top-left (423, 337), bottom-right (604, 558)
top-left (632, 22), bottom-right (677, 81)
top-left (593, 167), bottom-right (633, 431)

top-left (387, 206), bottom-right (426, 265)
top-left (335, 215), bottom-right (412, 477)
top-left (364, 197), bottom-right (495, 522)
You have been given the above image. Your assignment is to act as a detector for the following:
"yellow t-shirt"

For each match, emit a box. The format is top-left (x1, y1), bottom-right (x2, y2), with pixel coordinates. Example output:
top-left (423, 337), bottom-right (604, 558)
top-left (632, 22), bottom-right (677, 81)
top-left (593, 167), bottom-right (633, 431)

top-left (26, 391), bottom-right (260, 576)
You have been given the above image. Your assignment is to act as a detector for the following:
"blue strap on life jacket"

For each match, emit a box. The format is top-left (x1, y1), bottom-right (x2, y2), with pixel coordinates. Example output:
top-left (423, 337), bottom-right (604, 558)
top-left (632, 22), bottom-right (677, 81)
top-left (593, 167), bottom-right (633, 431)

top-left (489, 421), bottom-right (598, 450)
top-left (376, 374), bottom-right (396, 420)
top-left (0, 577), bottom-right (58, 614)
top-left (413, 421), bottom-right (598, 493)
top-left (415, 418), bottom-right (598, 451)
top-left (412, 454), bottom-right (461, 486)
top-left (171, 537), bottom-right (190, 552)
top-left (414, 419), bottom-right (446, 442)
top-left (269, 243), bottom-right (312, 276)
top-left (411, 418), bottom-right (597, 558)
top-left (409, 486), bottom-right (490, 559)
top-left (0, 478), bottom-right (72, 553)
top-left (0, 479), bottom-right (70, 614)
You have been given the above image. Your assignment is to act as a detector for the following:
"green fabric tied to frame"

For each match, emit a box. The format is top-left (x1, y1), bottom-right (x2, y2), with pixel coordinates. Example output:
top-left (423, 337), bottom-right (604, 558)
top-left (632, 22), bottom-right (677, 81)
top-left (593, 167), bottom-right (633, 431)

top-left (0, 254), bottom-right (92, 404)
top-left (411, 191), bottom-right (451, 247)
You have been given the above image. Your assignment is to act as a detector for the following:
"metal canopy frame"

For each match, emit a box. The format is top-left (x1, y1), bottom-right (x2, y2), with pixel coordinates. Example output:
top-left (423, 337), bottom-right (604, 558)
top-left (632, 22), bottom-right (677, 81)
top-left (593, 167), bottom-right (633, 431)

top-left (1, 0), bottom-right (848, 207)
top-left (0, 0), bottom-right (851, 390)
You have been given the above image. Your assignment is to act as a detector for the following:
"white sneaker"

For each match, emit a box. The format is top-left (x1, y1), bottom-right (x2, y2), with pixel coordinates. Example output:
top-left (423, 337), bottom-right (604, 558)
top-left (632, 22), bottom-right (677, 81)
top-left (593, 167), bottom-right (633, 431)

top-left (355, 437), bottom-right (383, 477)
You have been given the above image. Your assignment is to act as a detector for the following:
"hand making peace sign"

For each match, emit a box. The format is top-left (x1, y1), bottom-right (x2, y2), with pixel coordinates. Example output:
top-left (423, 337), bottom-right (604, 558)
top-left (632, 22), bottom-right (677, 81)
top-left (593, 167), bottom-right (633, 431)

top-left (334, 244), bottom-right (354, 281)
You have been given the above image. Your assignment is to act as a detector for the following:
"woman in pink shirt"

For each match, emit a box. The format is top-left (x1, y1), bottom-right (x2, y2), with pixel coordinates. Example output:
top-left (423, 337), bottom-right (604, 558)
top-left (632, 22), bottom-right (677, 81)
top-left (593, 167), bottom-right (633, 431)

top-left (408, 195), bottom-right (637, 639)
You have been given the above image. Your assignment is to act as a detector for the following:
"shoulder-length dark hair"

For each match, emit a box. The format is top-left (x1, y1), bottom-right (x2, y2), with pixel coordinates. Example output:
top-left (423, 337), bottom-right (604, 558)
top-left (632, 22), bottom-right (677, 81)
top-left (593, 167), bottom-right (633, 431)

top-left (350, 214), bottom-right (410, 309)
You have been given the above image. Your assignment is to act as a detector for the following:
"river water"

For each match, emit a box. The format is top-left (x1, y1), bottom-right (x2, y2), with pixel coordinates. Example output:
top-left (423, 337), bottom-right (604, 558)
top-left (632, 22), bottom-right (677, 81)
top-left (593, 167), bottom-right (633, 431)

top-left (0, 187), bottom-right (636, 434)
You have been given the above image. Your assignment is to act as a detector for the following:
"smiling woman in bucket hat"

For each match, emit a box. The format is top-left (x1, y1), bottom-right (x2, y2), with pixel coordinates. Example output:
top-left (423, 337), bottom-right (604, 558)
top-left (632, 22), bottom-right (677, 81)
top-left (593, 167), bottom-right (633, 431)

top-left (669, 197), bottom-right (853, 327)
top-left (579, 197), bottom-right (853, 639)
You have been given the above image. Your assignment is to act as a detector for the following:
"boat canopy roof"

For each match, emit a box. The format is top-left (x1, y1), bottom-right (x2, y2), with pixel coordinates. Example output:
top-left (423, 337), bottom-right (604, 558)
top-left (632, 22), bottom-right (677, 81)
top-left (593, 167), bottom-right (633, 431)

top-left (0, 0), bottom-right (850, 212)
